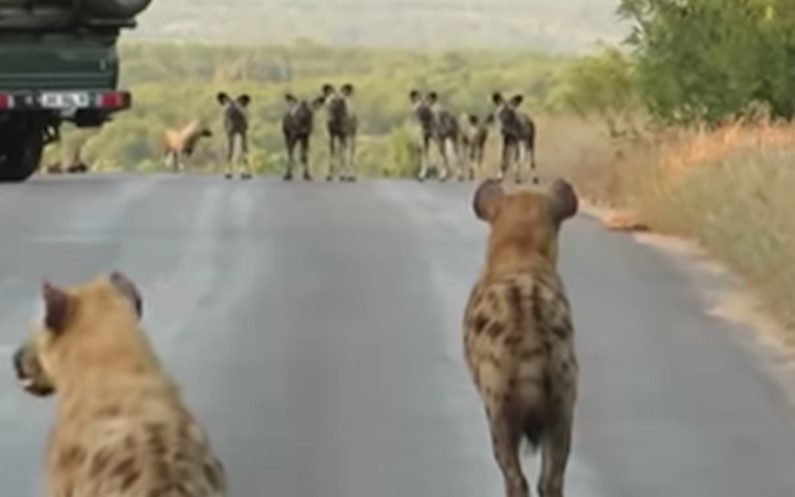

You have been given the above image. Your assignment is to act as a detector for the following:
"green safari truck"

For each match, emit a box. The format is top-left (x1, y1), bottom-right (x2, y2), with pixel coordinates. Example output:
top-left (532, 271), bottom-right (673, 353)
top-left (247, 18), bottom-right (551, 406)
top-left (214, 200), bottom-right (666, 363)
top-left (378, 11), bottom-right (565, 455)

top-left (0, 0), bottom-right (153, 181)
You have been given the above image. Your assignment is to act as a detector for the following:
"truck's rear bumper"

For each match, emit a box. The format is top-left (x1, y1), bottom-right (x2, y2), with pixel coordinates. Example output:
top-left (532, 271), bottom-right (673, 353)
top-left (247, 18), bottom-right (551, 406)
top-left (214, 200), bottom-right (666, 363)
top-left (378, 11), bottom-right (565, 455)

top-left (0, 89), bottom-right (130, 112)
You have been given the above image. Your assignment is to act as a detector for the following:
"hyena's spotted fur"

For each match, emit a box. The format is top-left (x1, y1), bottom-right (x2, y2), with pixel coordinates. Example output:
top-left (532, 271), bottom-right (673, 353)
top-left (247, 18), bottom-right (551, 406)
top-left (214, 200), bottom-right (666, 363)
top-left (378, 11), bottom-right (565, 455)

top-left (463, 178), bottom-right (579, 497)
top-left (12, 272), bottom-right (227, 497)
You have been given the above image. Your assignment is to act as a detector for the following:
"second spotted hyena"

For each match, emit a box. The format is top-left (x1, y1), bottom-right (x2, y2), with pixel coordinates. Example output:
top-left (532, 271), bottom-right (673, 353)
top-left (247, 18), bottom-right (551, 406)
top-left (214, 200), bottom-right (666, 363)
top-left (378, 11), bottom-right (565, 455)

top-left (12, 271), bottom-right (227, 497)
top-left (463, 178), bottom-right (579, 497)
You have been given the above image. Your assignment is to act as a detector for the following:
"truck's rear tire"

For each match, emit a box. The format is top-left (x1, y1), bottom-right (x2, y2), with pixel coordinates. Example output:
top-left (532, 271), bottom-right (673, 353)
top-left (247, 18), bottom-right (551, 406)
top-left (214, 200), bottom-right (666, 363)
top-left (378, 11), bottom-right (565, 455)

top-left (0, 131), bottom-right (43, 182)
top-left (83, 0), bottom-right (153, 18)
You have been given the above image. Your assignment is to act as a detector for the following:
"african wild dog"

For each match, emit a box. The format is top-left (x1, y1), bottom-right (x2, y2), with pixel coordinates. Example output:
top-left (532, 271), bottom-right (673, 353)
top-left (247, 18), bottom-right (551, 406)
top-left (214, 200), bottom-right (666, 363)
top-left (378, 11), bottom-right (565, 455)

top-left (320, 83), bottom-right (359, 182)
top-left (491, 92), bottom-right (538, 184)
top-left (12, 271), bottom-right (228, 497)
top-left (163, 119), bottom-right (213, 172)
top-left (282, 92), bottom-right (325, 181)
top-left (464, 179), bottom-right (579, 497)
top-left (217, 91), bottom-right (253, 180)
top-left (462, 113), bottom-right (495, 180)
top-left (408, 89), bottom-right (465, 182)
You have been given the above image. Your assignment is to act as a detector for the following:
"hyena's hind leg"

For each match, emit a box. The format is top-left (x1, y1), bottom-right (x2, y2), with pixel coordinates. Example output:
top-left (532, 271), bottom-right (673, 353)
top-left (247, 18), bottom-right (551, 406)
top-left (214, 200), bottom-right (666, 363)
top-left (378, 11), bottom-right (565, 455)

top-left (488, 407), bottom-right (530, 497)
top-left (537, 418), bottom-right (573, 497)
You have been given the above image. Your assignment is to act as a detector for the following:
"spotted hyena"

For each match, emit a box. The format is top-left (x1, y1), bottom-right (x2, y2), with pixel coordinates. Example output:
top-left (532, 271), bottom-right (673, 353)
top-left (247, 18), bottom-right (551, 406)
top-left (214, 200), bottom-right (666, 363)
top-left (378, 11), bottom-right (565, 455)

top-left (320, 83), bottom-right (358, 182)
top-left (462, 113), bottom-right (495, 180)
top-left (12, 271), bottom-right (228, 497)
top-left (463, 178), bottom-right (579, 497)
top-left (217, 91), bottom-right (253, 180)
top-left (491, 92), bottom-right (538, 184)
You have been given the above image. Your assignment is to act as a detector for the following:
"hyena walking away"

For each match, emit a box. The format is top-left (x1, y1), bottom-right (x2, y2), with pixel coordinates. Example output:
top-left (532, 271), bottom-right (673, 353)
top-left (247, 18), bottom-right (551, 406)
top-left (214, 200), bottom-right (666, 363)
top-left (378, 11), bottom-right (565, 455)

top-left (282, 92), bottom-right (325, 181)
top-left (12, 272), bottom-right (228, 497)
top-left (409, 89), bottom-right (464, 181)
top-left (217, 91), bottom-right (253, 180)
top-left (491, 92), bottom-right (538, 184)
top-left (321, 83), bottom-right (358, 182)
top-left (462, 113), bottom-right (494, 180)
top-left (463, 179), bottom-right (579, 497)
top-left (163, 119), bottom-right (213, 172)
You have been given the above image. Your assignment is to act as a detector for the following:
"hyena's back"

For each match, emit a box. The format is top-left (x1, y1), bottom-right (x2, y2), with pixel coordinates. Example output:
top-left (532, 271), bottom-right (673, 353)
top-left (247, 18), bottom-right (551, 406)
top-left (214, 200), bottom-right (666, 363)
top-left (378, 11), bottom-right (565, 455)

top-left (464, 269), bottom-right (577, 449)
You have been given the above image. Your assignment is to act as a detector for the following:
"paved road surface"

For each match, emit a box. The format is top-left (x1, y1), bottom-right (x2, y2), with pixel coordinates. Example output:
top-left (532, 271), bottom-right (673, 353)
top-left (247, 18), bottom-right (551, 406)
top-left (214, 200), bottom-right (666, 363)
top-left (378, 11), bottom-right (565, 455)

top-left (2, 174), bottom-right (795, 497)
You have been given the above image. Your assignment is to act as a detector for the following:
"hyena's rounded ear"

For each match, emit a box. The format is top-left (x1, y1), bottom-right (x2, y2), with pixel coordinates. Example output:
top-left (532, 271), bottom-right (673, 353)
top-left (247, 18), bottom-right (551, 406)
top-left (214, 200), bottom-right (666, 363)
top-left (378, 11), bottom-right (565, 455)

top-left (341, 83), bottom-right (354, 96)
top-left (546, 179), bottom-right (579, 227)
top-left (409, 89), bottom-right (421, 102)
top-left (216, 92), bottom-right (230, 105)
top-left (491, 92), bottom-right (504, 105)
top-left (236, 94), bottom-right (251, 107)
top-left (322, 83), bottom-right (335, 96)
top-left (473, 179), bottom-right (504, 222)
top-left (109, 271), bottom-right (143, 319)
top-left (42, 280), bottom-right (71, 334)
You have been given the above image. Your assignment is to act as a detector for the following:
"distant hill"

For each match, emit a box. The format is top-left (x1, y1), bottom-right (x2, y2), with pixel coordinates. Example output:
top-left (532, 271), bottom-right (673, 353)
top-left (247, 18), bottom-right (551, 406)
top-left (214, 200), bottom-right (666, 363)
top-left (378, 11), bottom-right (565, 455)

top-left (128, 0), bottom-right (630, 53)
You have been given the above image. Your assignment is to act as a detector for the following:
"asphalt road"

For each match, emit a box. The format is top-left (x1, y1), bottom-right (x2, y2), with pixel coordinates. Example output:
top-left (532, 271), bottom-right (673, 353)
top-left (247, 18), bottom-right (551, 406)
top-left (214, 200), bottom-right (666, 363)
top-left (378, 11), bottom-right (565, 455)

top-left (2, 174), bottom-right (795, 497)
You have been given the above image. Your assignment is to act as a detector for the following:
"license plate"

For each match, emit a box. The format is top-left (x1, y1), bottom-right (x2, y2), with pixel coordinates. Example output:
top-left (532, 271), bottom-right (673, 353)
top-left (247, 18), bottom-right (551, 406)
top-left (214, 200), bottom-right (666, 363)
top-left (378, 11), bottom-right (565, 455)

top-left (39, 92), bottom-right (91, 110)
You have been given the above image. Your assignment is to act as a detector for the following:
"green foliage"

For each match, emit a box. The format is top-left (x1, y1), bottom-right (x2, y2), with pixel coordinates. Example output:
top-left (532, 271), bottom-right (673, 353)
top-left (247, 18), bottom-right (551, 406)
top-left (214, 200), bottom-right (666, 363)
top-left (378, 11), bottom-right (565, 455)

top-left (548, 46), bottom-right (639, 118)
top-left (618, 0), bottom-right (795, 125)
top-left (54, 42), bottom-right (569, 175)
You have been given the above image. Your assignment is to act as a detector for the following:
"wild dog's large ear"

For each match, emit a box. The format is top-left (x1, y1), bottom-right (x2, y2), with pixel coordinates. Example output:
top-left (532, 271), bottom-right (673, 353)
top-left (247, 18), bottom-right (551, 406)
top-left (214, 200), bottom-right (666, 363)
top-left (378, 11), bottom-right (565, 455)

top-left (341, 83), bottom-right (354, 96)
top-left (484, 113), bottom-right (496, 124)
top-left (322, 83), bottom-right (335, 96)
top-left (109, 271), bottom-right (143, 319)
top-left (42, 280), bottom-right (71, 334)
top-left (311, 95), bottom-right (326, 109)
top-left (427, 91), bottom-right (438, 104)
top-left (546, 179), bottom-right (579, 227)
top-left (409, 89), bottom-right (421, 103)
top-left (236, 94), bottom-right (251, 107)
top-left (285, 93), bottom-right (297, 104)
top-left (473, 179), bottom-right (504, 222)
top-left (216, 92), bottom-right (230, 105)
top-left (468, 114), bottom-right (479, 125)
top-left (491, 92), bottom-right (504, 105)
top-left (509, 94), bottom-right (524, 107)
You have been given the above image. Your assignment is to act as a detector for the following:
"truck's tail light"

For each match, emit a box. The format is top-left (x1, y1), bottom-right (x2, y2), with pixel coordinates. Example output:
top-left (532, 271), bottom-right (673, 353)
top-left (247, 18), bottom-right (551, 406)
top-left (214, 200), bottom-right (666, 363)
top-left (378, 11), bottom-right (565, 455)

top-left (0, 94), bottom-right (12, 110)
top-left (96, 91), bottom-right (129, 109)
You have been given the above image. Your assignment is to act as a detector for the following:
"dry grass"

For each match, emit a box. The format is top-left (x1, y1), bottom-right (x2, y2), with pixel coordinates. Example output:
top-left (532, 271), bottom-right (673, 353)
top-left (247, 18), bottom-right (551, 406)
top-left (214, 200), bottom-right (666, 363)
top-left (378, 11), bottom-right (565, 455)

top-left (534, 113), bottom-right (795, 336)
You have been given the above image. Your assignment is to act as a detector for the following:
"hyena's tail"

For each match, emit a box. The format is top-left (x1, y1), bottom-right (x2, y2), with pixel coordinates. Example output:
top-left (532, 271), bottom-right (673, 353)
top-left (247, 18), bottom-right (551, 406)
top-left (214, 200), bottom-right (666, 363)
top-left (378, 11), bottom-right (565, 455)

top-left (521, 409), bottom-right (545, 454)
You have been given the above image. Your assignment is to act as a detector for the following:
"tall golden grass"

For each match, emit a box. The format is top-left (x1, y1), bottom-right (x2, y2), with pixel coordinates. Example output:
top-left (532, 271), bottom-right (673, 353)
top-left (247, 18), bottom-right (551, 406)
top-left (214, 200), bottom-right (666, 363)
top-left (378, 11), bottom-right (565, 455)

top-left (538, 112), bottom-right (795, 336)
